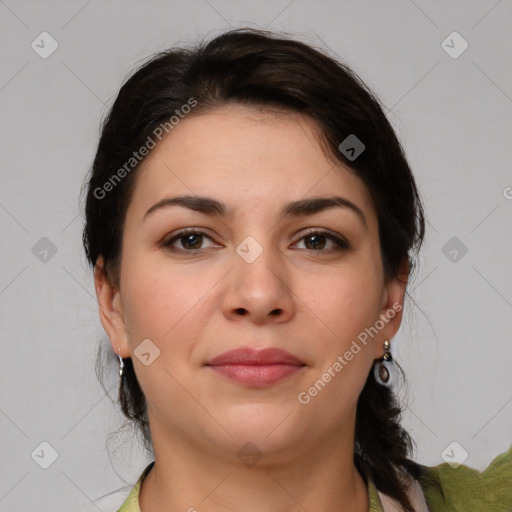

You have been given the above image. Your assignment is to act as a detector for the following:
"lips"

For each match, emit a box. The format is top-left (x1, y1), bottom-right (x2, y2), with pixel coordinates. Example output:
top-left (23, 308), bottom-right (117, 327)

top-left (206, 347), bottom-right (305, 366)
top-left (205, 347), bottom-right (306, 387)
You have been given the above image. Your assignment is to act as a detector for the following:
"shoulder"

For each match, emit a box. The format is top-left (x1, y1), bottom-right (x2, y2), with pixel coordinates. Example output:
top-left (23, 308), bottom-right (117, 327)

top-left (414, 447), bottom-right (512, 511)
top-left (114, 461), bottom-right (155, 512)
top-left (91, 487), bottom-right (132, 511)
top-left (106, 453), bottom-right (512, 512)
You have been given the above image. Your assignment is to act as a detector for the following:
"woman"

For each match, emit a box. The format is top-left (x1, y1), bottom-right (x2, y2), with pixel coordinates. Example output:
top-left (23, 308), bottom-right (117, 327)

top-left (82, 28), bottom-right (511, 512)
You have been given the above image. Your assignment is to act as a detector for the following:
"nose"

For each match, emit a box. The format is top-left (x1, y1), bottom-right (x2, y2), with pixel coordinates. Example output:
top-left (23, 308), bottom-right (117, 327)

top-left (221, 241), bottom-right (296, 325)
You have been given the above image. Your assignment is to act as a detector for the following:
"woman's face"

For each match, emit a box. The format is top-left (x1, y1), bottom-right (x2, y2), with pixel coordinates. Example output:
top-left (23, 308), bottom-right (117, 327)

top-left (95, 104), bottom-right (407, 463)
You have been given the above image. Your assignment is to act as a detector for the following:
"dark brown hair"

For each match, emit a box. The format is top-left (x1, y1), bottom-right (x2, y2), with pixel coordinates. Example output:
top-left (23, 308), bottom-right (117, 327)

top-left (82, 27), bottom-right (425, 511)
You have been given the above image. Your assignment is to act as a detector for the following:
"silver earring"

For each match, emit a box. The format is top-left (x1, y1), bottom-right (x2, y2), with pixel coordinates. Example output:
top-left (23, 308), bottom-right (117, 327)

top-left (373, 339), bottom-right (394, 387)
top-left (117, 348), bottom-right (124, 377)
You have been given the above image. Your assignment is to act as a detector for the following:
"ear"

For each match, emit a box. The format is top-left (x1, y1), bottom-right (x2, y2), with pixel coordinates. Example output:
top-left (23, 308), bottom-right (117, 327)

top-left (374, 258), bottom-right (409, 359)
top-left (94, 256), bottom-right (131, 358)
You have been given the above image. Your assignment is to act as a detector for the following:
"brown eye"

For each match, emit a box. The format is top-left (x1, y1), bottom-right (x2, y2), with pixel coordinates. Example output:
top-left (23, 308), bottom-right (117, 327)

top-left (178, 233), bottom-right (203, 250)
top-left (163, 230), bottom-right (218, 252)
top-left (304, 234), bottom-right (327, 250)
top-left (294, 231), bottom-right (349, 252)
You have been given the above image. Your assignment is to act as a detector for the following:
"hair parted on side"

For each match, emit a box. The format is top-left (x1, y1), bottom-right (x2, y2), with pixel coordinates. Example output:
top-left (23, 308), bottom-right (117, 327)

top-left (82, 27), bottom-right (425, 512)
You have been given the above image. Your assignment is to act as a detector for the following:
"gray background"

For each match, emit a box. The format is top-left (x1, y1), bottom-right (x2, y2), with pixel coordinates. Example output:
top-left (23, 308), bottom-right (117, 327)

top-left (1, 1), bottom-right (511, 510)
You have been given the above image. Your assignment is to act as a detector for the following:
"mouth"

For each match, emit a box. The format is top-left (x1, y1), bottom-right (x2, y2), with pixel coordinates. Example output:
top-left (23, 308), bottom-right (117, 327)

top-left (205, 347), bottom-right (306, 387)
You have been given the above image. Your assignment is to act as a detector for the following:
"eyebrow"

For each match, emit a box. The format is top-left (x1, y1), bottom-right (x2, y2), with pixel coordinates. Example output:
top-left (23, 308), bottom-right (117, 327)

top-left (143, 194), bottom-right (367, 228)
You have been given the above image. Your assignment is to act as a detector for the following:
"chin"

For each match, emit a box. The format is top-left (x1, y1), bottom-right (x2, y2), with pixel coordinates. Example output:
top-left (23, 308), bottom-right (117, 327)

top-left (218, 403), bottom-right (308, 457)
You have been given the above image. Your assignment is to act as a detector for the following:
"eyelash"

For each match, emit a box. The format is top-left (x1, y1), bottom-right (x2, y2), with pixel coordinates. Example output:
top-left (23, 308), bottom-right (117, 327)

top-left (162, 228), bottom-right (349, 253)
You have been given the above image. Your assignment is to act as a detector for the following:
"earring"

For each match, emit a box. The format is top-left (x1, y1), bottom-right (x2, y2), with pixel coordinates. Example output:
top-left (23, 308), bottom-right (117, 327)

top-left (373, 339), bottom-right (394, 387)
top-left (117, 348), bottom-right (124, 377)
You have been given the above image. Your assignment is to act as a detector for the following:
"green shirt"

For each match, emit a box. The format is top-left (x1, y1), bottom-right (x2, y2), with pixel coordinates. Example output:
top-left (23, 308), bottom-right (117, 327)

top-left (116, 447), bottom-right (512, 511)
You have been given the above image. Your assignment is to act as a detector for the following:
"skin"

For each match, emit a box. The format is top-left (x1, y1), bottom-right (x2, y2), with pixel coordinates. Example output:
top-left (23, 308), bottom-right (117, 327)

top-left (94, 104), bottom-right (408, 512)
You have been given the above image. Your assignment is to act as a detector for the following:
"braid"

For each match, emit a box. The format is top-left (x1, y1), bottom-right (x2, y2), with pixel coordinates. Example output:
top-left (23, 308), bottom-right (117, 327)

top-left (354, 364), bottom-right (421, 512)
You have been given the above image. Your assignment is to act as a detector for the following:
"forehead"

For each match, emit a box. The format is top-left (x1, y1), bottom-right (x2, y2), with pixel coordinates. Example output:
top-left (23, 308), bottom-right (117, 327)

top-left (127, 105), bottom-right (376, 225)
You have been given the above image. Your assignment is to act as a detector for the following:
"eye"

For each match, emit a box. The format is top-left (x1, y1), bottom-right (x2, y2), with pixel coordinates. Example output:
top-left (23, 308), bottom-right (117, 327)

top-left (162, 228), bottom-right (349, 253)
top-left (293, 230), bottom-right (349, 252)
top-left (163, 229), bottom-right (219, 252)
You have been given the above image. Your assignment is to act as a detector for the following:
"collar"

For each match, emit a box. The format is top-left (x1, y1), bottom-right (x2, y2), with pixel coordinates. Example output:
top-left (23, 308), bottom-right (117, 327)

top-left (129, 462), bottom-right (428, 512)
top-left (369, 474), bottom-right (429, 512)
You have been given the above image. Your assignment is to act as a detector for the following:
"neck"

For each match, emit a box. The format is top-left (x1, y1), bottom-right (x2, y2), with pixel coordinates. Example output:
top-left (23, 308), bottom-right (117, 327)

top-left (139, 417), bottom-right (369, 512)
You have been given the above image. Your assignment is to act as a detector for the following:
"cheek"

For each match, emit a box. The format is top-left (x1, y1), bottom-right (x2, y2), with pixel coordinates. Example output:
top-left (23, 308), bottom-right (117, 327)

top-left (119, 253), bottom-right (203, 343)
top-left (118, 257), bottom-right (209, 402)
top-left (298, 257), bottom-right (382, 407)
top-left (302, 261), bottom-right (383, 341)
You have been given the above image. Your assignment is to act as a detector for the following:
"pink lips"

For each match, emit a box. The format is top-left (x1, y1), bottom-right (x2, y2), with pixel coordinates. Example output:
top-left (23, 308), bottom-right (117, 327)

top-left (205, 347), bottom-right (306, 387)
